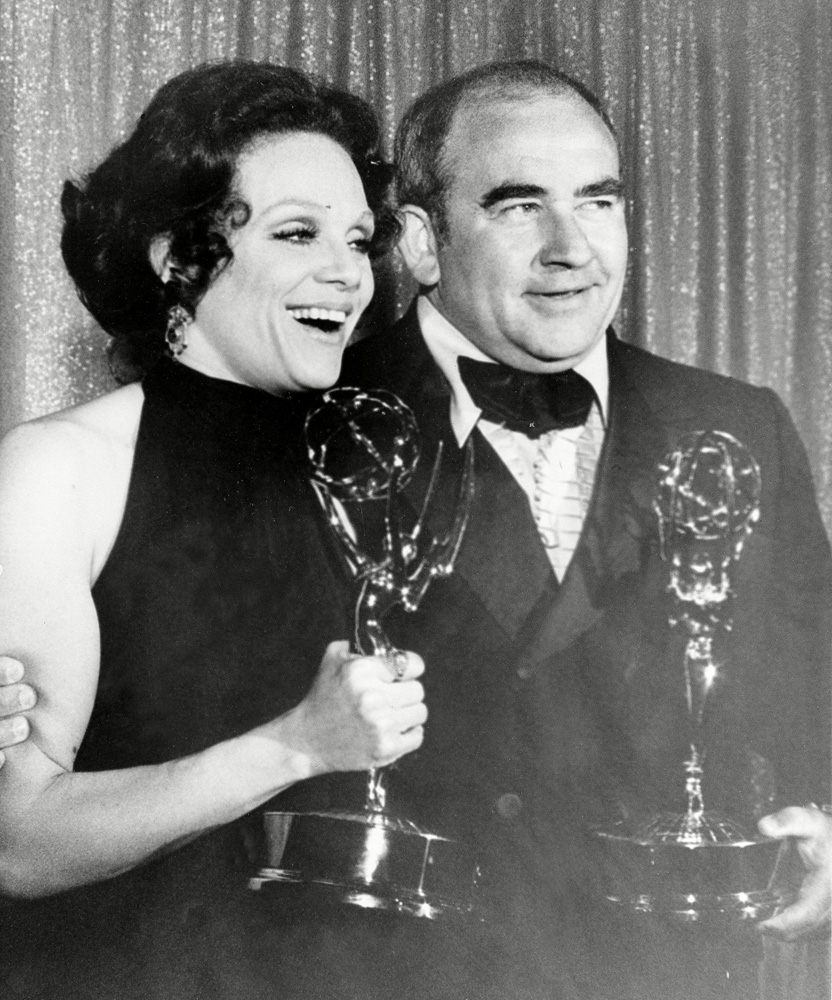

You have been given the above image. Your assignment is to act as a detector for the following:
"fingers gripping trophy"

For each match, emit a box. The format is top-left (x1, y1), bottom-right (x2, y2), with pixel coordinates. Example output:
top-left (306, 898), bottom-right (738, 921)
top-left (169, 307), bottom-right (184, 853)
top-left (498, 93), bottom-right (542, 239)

top-left (598, 430), bottom-right (793, 924)
top-left (250, 388), bottom-right (479, 919)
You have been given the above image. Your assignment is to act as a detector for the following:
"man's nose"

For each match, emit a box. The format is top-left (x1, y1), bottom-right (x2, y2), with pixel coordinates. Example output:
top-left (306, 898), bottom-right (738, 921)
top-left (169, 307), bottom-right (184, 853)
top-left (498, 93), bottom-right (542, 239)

top-left (316, 240), bottom-right (364, 289)
top-left (538, 211), bottom-right (593, 268)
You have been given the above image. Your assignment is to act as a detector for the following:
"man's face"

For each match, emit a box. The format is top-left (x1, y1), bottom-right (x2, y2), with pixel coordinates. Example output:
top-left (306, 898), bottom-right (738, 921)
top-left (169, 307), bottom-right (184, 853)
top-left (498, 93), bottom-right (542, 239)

top-left (427, 92), bottom-right (628, 372)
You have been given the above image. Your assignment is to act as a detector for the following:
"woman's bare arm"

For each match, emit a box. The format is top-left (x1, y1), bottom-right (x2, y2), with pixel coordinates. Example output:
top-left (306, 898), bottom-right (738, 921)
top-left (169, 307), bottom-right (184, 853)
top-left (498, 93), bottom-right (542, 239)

top-left (0, 414), bottom-right (426, 898)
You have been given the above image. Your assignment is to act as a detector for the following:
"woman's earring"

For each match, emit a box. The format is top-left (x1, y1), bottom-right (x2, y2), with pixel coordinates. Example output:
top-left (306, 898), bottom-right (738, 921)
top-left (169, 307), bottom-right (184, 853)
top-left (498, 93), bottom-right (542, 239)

top-left (165, 304), bottom-right (191, 357)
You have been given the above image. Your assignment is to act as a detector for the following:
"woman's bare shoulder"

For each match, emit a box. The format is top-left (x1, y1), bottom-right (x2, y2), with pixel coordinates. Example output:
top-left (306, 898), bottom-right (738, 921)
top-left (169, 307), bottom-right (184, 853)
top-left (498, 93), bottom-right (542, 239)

top-left (0, 383), bottom-right (145, 581)
top-left (18, 382), bottom-right (143, 447)
top-left (3, 381), bottom-right (141, 449)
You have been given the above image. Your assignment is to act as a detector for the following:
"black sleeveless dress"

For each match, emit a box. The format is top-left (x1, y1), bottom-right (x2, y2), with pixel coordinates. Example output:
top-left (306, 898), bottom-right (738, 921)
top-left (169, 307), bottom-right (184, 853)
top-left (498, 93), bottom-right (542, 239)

top-left (4, 361), bottom-right (458, 1000)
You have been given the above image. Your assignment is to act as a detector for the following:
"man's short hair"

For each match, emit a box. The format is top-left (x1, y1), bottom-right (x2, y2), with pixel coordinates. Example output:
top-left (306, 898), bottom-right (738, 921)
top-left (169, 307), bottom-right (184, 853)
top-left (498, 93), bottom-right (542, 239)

top-left (394, 60), bottom-right (618, 239)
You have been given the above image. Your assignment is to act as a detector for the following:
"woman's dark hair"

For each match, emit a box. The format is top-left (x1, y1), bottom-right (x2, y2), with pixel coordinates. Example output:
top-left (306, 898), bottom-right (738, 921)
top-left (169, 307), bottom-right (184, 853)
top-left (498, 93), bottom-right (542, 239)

top-left (61, 60), bottom-right (398, 381)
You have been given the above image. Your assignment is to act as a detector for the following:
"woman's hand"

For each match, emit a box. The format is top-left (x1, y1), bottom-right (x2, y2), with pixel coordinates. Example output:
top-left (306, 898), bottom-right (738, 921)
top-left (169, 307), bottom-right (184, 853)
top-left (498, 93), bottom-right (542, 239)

top-left (281, 640), bottom-right (427, 778)
top-left (0, 656), bottom-right (36, 767)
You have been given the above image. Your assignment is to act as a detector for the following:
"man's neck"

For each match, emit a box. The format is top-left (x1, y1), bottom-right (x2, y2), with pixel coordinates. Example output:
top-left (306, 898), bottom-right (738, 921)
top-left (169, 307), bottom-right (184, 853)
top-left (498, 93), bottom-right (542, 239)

top-left (417, 295), bottom-right (609, 445)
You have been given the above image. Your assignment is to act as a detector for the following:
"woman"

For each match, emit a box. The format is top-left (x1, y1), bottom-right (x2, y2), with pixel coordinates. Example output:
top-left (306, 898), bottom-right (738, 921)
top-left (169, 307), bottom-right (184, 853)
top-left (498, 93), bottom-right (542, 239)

top-left (0, 61), bottom-right (426, 998)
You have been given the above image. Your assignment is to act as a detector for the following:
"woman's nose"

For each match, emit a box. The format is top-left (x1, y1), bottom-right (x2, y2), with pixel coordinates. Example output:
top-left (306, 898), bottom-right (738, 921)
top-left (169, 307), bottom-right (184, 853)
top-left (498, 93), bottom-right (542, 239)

top-left (316, 240), bottom-right (364, 289)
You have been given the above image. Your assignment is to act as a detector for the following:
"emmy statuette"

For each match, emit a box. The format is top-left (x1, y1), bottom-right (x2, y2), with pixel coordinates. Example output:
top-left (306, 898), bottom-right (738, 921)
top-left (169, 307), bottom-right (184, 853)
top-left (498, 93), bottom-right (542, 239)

top-left (596, 430), bottom-right (793, 925)
top-left (250, 388), bottom-right (479, 919)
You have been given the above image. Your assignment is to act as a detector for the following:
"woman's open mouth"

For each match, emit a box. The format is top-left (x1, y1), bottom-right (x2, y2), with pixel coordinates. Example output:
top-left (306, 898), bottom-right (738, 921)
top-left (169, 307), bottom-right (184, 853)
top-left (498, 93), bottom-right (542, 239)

top-left (287, 306), bottom-right (348, 333)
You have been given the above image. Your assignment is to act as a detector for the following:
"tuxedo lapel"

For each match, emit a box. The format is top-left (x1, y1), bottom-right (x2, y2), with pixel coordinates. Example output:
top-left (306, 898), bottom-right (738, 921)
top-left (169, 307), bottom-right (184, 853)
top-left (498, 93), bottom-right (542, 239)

top-left (416, 427), bottom-right (555, 641)
top-left (582, 335), bottom-right (674, 586)
top-left (517, 333), bottom-right (674, 673)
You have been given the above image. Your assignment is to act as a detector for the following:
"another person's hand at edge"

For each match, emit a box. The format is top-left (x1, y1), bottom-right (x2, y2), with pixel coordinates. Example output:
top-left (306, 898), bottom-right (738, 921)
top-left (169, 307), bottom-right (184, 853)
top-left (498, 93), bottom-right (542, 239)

top-left (0, 656), bottom-right (35, 768)
top-left (758, 805), bottom-right (832, 940)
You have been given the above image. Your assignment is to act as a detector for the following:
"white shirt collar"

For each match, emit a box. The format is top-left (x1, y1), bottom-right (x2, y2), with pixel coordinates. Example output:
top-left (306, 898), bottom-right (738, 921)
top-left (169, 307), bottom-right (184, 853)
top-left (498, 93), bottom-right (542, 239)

top-left (417, 295), bottom-right (610, 446)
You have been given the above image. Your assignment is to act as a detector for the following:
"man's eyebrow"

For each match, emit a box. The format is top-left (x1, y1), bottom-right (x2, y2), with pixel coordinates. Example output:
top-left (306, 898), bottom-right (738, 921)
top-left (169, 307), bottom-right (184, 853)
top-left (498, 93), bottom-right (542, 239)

top-left (479, 177), bottom-right (624, 211)
top-left (577, 177), bottom-right (624, 199)
top-left (479, 183), bottom-right (546, 210)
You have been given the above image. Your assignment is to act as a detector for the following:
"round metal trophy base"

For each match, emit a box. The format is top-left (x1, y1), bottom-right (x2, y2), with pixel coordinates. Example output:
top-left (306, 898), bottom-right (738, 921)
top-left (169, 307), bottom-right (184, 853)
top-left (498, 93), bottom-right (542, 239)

top-left (596, 814), bottom-right (790, 926)
top-left (249, 809), bottom-right (481, 921)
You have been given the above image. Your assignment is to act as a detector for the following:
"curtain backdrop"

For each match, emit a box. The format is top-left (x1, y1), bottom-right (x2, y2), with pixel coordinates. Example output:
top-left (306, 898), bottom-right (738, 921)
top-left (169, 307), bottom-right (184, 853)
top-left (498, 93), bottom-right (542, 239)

top-left (1, 0), bottom-right (830, 530)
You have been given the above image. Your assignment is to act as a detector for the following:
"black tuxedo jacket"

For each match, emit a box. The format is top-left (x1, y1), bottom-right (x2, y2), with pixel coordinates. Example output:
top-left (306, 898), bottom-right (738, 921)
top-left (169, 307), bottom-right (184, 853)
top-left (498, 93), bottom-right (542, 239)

top-left (339, 305), bottom-right (831, 998)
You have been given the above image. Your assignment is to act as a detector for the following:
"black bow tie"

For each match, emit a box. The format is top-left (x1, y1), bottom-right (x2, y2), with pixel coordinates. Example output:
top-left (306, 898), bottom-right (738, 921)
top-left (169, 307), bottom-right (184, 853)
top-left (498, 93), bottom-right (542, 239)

top-left (457, 356), bottom-right (596, 439)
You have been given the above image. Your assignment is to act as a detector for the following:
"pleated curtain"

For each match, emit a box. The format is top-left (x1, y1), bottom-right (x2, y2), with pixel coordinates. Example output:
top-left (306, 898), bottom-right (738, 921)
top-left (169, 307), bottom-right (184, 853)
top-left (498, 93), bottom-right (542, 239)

top-left (1, 0), bottom-right (830, 530)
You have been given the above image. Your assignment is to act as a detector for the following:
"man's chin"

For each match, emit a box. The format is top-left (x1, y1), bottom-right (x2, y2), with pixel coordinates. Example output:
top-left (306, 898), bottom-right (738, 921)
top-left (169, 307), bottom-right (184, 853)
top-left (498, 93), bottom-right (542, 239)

top-left (507, 338), bottom-right (604, 373)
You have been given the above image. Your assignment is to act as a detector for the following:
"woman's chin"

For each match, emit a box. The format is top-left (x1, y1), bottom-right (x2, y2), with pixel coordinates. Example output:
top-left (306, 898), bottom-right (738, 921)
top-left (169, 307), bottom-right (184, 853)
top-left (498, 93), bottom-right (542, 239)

top-left (292, 363), bottom-right (343, 394)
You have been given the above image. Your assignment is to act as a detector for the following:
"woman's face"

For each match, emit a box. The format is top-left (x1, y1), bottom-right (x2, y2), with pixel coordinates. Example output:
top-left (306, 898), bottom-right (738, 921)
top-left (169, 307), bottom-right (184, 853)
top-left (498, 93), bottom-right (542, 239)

top-left (183, 132), bottom-right (375, 395)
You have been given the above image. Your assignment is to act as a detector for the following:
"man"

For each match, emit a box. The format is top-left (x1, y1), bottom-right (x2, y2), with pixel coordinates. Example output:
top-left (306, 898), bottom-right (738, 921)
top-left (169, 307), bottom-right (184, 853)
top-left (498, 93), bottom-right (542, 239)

top-left (0, 657), bottom-right (33, 768)
top-left (337, 60), bottom-right (831, 997)
top-left (2, 61), bottom-right (830, 999)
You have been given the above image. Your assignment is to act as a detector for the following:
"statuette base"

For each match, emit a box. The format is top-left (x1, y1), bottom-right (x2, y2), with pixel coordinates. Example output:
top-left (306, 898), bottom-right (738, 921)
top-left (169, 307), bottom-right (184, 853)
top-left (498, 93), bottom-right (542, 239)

top-left (597, 818), bottom-right (790, 925)
top-left (249, 809), bottom-right (481, 921)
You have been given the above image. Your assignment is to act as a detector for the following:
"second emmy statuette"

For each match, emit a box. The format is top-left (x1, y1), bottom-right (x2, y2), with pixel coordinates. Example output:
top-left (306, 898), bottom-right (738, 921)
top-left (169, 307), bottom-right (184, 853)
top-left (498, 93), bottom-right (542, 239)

top-left (597, 430), bottom-right (792, 924)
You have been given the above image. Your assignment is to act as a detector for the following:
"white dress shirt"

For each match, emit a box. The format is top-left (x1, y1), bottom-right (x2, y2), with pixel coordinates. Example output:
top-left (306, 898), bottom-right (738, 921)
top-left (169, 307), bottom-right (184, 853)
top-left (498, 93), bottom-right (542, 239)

top-left (418, 296), bottom-right (609, 580)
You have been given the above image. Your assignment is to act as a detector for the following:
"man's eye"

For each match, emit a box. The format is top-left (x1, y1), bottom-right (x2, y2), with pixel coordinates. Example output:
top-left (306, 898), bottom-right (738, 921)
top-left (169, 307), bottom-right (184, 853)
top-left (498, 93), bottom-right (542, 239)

top-left (501, 202), bottom-right (540, 217)
top-left (580, 198), bottom-right (617, 211)
top-left (272, 226), bottom-right (317, 243)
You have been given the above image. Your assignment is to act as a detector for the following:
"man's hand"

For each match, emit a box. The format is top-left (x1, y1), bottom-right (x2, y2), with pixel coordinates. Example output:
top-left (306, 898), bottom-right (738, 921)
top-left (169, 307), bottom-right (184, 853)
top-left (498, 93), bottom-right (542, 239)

top-left (757, 805), bottom-right (832, 940)
top-left (0, 655), bottom-right (36, 767)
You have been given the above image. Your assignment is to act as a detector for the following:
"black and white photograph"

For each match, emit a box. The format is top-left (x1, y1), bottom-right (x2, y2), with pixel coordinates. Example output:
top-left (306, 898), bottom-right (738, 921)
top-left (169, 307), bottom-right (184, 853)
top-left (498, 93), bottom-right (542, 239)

top-left (0, 2), bottom-right (829, 998)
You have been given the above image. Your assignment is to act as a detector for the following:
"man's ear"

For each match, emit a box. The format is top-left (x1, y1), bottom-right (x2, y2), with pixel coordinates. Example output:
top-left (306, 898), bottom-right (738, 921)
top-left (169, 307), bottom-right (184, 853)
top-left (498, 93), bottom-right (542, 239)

top-left (397, 206), bottom-right (441, 287)
top-left (148, 235), bottom-right (176, 283)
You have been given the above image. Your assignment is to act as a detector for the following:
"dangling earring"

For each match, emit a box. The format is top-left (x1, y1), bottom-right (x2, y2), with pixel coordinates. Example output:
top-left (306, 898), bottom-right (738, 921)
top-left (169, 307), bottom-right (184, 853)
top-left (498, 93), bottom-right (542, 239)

top-left (165, 303), bottom-right (191, 357)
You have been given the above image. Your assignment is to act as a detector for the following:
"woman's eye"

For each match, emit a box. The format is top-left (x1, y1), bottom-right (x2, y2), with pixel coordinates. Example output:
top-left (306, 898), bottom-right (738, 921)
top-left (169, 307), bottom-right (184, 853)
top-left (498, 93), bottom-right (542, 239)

top-left (272, 226), bottom-right (317, 244)
top-left (349, 236), bottom-right (372, 256)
